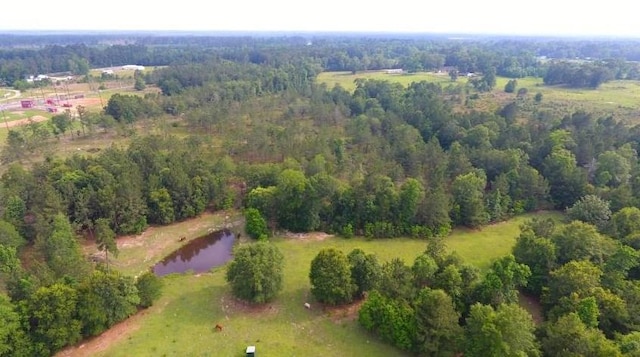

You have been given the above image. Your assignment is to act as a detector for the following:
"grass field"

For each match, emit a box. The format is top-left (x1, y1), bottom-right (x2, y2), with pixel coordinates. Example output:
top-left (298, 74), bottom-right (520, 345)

top-left (317, 71), bottom-right (640, 123)
top-left (76, 210), bottom-right (561, 357)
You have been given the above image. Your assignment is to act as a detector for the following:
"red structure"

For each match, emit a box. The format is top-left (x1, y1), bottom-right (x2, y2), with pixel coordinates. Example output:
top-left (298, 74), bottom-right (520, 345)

top-left (20, 99), bottom-right (35, 108)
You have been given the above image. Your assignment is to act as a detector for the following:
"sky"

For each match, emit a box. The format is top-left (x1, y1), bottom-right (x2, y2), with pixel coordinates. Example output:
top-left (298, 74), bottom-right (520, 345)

top-left (1, 0), bottom-right (638, 38)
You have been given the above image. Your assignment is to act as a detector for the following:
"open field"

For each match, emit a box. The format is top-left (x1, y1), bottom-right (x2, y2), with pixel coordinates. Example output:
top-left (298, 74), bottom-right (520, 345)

top-left (317, 71), bottom-right (640, 123)
top-left (318, 70), bottom-right (456, 92)
top-left (61, 210), bottom-right (562, 357)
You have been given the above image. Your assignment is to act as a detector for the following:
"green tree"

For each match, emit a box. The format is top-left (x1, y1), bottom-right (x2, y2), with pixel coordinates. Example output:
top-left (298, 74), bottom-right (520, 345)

top-left (552, 221), bottom-right (616, 266)
top-left (25, 283), bottom-right (82, 356)
top-left (0, 220), bottom-right (25, 249)
top-left (566, 195), bottom-right (612, 231)
top-left (309, 248), bottom-right (355, 305)
top-left (609, 207), bottom-right (640, 240)
top-left (94, 218), bottom-right (117, 270)
top-left (358, 290), bottom-right (416, 351)
top-left (36, 213), bottom-right (90, 281)
top-left (512, 228), bottom-right (557, 295)
top-left (541, 313), bottom-right (622, 357)
top-left (134, 76), bottom-right (146, 91)
top-left (50, 113), bottom-right (72, 137)
top-left (136, 272), bottom-right (163, 308)
top-left (474, 255), bottom-right (531, 307)
top-left (504, 79), bottom-right (518, 93)
top-left (0, 294), bottom-right (31, 357)
top-left (412, 253), bottom-right (439, 289)
top-left (76, 270), bottom-right (140, 337)
top-left (226, 242), bottom-right (284, 303)
top-left (414, 288), bottom-right (463, 356)
top-left (545, 260), bottom-right (602, 307)
top-left (465, 303), bottom-right (540, 357)
top-left (244, 208), bottom-right (269, 240)
top-left (378, 258), bottom-right (414, 301)
top-left (347, 248), bottom-right (381, 298)
top-left (534, 92), bottom-right (543, 103)
top-left (451, 171), bottom-right (488, 228)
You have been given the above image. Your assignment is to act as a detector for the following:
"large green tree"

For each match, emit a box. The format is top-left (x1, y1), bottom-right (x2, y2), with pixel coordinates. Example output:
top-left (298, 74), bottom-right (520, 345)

top-left (465, 303), bottom-right (540, 357)
top-left (414, 288), bottom-right (463, 356)
top-left (309, 248), bottom-right (355, 305)
top-left (451, 171), bottom-right (488, 228)
top-left (226, 242), bottom-right (284, 303)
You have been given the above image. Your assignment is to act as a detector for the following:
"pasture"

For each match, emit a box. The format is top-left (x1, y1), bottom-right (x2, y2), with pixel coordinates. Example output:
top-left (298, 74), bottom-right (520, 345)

top-left (317, 71), bottom-right (640, 123)
top-left (63, 211), bottom-right (561, 357)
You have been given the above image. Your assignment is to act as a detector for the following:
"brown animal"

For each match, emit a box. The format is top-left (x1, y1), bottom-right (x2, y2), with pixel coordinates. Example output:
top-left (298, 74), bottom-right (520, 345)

top-left (178, 236), bottom-right (186, 242)
top-left (215, 324), bottom-right (223, 332)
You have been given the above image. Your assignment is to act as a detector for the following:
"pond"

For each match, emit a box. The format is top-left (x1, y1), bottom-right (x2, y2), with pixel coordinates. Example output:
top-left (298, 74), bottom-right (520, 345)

top-left (152, 229), bottom-right (236, 276)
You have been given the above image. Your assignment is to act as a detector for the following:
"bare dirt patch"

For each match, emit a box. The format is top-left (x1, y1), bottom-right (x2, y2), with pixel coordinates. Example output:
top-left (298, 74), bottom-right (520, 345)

top-left (324, 299), bottom-right (365, 323)
top-left (285, 232), bottom-right (333, 241)
top-left (4, 115), bottom-right (48, 128)
top-left (55, 309), bottom-right (148, 357)
top-left (219, 293), bottom-right (278, 317)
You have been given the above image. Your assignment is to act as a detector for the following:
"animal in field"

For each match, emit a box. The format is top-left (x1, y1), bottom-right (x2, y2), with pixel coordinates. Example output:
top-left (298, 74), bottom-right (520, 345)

top-left (215, 324), bottom-right (223, 332)
top-left (178, 236), bottom-right (186, 242)
top-left (304, 302), bottom-right (311, 309)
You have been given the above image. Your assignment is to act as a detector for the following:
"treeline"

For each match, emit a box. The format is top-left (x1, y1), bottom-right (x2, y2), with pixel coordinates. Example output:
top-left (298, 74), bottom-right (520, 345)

top-left (5, 35), bottom-right (640, 88)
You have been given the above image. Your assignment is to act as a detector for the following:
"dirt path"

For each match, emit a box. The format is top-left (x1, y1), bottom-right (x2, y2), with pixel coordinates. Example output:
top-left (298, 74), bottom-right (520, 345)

top-left (55, 309), bottom-right (148, 357)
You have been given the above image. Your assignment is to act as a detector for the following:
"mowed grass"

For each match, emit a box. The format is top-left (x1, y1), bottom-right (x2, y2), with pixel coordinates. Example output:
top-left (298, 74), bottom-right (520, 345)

top-left (317, 70), bottom-right (456, 91)
top-left (93, 211), bottom-right (561, 357)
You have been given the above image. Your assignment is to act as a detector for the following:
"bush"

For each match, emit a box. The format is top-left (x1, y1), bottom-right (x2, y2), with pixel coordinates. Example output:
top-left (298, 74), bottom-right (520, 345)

top-left (136, 272), bottom-right (163, 308)
top-left (245, 208), bottom-right (269, 240)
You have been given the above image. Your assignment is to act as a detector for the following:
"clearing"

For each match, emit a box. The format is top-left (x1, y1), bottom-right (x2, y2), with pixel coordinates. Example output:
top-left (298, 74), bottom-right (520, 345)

top-left (59, 210), bottom-right (561, 357)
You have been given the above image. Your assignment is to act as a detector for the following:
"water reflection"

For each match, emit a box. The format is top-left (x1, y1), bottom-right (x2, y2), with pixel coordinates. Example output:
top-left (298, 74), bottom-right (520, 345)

top-left (153, 229), bottom-right (235, 276)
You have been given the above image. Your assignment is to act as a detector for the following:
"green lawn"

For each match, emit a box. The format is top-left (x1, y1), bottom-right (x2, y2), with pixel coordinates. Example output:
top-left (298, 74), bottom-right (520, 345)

top-left (91, 211), bottom-right (561, 357)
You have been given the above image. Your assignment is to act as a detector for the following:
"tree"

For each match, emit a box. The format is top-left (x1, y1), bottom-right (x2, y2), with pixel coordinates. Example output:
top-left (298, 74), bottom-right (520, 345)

top-left (451, 171), bottom-right (488, 228)
top-left (552, 221), bottom-right (616, 266)
top-left (309, 248), bottom-right (355, 305)
top-left (512, 228), bottom-right (557, 295)
top-left (347, 249), bottom-right (381, 298)
top-left (474, 255), bottom-right (531, 307)
top-left (609, 207), bottom-right (640, 240)
top-left (378, 258), bottom-right (414, 301)
top-left (541, 313), bottom-right (622, 357)
top-left (534, 92), bottom-right (543, 103)
top-left (226, 242), bottom-right (284, 304)
top-left (25, 283), bottom-right (82, 356)
top-left (50, 113), bottom-right (72, 137)
top-left (465, 303), bottom-right (540, 357)
top-left (76, 270), bottom-right (140, 337)
top-left (0, 220), bottom-right (25, 249)
top-left (136, 272), bottom-right (163, 308)
top-left (545, 260), bottom-right (602, 307)
top-left (358, 290), bottom-right (416, 351)
top-left (244, 208), bottom-right (269, 240)
top-left (134, 76), bottom-right (146, 91)
top-left (94, 218), bottom-right (117, 270)
top-left (0, 294), bottom-right (31, 357)
top-left (504, 79), bottom-right (518, 93)
top-left (414, 288), bottom-right (463, 356)
top-left (566, 195), bottom-right (612, 231)
top-left (449, 69), bottom-right (459, 81)
top-left (37, 213), bottom-right (90, 281)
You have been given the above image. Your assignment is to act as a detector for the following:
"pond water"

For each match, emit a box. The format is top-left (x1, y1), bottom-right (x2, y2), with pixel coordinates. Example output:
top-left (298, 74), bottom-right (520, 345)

top-left (152, 229), bottom-right (235, 276)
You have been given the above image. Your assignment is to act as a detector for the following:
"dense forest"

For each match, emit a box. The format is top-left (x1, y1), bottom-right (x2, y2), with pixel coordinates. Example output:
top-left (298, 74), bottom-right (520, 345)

top-left (3, 33), bottom-right (640, 356)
